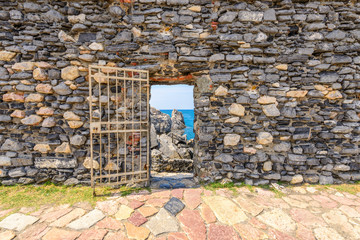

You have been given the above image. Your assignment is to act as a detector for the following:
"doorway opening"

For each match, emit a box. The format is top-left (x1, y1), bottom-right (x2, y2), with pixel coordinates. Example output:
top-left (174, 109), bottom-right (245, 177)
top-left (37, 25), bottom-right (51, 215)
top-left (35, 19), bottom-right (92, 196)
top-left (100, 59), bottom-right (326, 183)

top-left (149, 84), bottom-right (197, 189)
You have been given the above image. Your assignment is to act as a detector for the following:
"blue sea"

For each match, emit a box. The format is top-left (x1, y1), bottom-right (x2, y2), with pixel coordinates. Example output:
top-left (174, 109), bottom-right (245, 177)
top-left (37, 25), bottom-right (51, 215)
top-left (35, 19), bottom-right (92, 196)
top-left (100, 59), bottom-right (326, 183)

top-left (160, 109), bottom-right (194, 140)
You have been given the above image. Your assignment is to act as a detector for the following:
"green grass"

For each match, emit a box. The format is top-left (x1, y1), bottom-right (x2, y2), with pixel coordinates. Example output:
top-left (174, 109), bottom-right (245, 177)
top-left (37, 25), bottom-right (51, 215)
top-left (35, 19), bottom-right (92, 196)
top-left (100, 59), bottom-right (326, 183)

top-left (314, 182), bottom-right (360, 195)
top-left (0, 182), bottom-right (148, 211)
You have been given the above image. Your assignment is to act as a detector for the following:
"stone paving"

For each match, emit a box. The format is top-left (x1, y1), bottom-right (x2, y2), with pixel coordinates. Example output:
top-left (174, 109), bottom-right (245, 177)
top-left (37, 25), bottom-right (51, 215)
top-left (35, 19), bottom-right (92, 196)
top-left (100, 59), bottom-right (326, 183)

top-left (1, 185), bottom-right (360, 240)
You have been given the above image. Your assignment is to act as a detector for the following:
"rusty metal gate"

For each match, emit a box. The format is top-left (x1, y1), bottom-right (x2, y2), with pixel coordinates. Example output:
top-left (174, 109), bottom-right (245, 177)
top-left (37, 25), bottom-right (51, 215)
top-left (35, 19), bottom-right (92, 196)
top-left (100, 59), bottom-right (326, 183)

top-left (88, 65), bottom-right (150, 192)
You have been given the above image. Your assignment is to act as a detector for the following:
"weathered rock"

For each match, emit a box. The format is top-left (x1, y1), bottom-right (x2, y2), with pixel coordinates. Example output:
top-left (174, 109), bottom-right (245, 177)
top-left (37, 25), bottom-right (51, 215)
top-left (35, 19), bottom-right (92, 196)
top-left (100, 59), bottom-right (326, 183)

top-left (224, 134), bottom-right (240, 146)
top-left (55, 142), bottom-right (72, 154)
top-left (286, 90), bottom-right (308, 98)
top-left (36, 107), bottom-right (54, 116)
top-left (258, 96), bottom-right (277, 104)
top-left (70, 135), bottom-right (86, 146)
top-left (61, 66), bottom-right (79, 81)
top-left (35, 157), bottom-right (77, 168)
top-left (1, 139), bottom-right (23, 151)
top-left (34, 144), bottom-right (51, 153)
top-left (12, 62), bottom-right (35, 71)
top-left (0, 156), bottom-right (11, 166)
top-left (262, 104), bottom-right (280, 117)
top-left (33, 68), bottom-right (48, 81)
top-left (214, 86), bottom-right (228, 96)
top-left (42, 117), bottom-right (56, 128)
top-left (21, 115), bottom-right (42, 126)
top-left (229, 103), bottom-right (245, 117)
top-left (159, 134), bottom-right (180, 159)
top-left (0, 51), bottom-right (16, 61)
top-left (257, 132), bottom-right (273, 145)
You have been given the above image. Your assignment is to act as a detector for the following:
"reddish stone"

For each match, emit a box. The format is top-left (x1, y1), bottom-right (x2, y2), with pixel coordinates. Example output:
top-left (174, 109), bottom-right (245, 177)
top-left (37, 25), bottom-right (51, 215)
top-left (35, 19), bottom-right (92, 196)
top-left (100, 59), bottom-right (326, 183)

top-left (233, 223), bottom-right (267, 240)
top-left (104, 232), bottom-right (128, 240)
top-left (147, 198), bottom-right (168, 207)
top-left (128, 200), bottom-right (144, 209)
top-left (77, 229), bottom-right (107, 240)
top-left (329, 195), bottom-right (360, 206)
top-left (249, 217), bottom-right (268, 230)
top-left (168, 232), bottom-right (189, 240)
top-left (128, 212), bottom-right (148, 227)
top-left (152, 190), bottom-right (171, 199)
top-left (0, 209), bottom-right (14, 218)
top-left (150, 74), bottom-right (193, 83)
top-left (312, 195), bottom-right (338, 208)
top-left (208, 224), bottom-right (241, 240)
top-left (40, 207), bottom-right (73, 223)
top-left (268, 229), bottom-right (297, 240)
top-left (178, 209), bottom-right (206, 240)
top-left (296, 224), bottom-right (315, 240)
top-left (96, 200), bottom-right (118, 215)
top-left (184, 189), bottom-right (202, 210)
top-left (289, 208), bottom-right (325, 227)
top-left (3, 92), bottom-right (25, 102)
top-left (171, 189), bottom-right (184, 199)
top-left (96, 217), bottom-right (123, 230)
top-left (203, 189), bottom-right (213, 196)
top-left (18, 223), bottom-right (50, 240)
top-left (200, 204), bottom-right (216, 223)
top-left (42, 228), bottom-right (80, 240)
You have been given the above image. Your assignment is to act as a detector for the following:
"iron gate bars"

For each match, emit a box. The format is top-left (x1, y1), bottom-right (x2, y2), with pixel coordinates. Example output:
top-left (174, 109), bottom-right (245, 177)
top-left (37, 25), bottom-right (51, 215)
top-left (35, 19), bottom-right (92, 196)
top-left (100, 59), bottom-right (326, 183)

top-left (88, 65), bottom-right (150, 193)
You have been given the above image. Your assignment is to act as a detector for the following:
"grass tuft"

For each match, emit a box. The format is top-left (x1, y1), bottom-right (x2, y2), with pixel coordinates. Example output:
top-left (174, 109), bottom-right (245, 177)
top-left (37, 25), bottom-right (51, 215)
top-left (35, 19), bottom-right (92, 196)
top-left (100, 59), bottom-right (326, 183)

top-left (0, 182), bottom-right (148, 211)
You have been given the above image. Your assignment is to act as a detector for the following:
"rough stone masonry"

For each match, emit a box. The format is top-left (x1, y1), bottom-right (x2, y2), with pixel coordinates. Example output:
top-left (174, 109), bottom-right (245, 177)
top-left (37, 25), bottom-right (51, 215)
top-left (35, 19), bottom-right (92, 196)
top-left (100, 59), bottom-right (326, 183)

top-left (0, 0), bottom-right (359, 186)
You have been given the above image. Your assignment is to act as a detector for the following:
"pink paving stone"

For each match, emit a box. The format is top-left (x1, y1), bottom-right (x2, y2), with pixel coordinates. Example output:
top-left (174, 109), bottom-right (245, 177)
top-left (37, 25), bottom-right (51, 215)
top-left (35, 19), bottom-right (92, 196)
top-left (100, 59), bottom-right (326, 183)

top-left (128, 212), bottom-right (148, 227)
top-left (18, 223), bottom-right (50, 240)
top-left (0, 230), bottom-right (16, 240)
top-left (208, 224), bottom-right (241, 240)
top-left (342, 192), bottom-right (358, 199)
top-left (203, 189), bottom-right (213, 196)
top-left (153, 237), bottom-right (167, 240)
top-left (77, 228), bottom-right (108, 240)
top-left (42, 228), bottom-right (80, 240)
top-left (96, 200), bottom-right (119, 215)
top-left (268, 229), bottom-right (297, 240)
top-left (104, 232), bottom-right (128, 240)
top-left (178, 209), bottom-right (206, 240)
top-left (171, 189), bottom-right (184, 199)
top-left (215, 189), bottom-right (230, 197)
top-left (289, 208), bottom-right (325, 227)
top-left (19, 207), bottom-right (36, 214)
top-left (329, 195), bottom-right (360, 206)
top-left (233, 223), bottom-right (267, 240)
top-left (184, 189), bottom-right (202, 210)
top-left (152, 190), bottom-right (171, 199)
top-left (296, 224), bottom-right (316, 240)
top-left (147, 198), bottom-right (168, 207)
top-left (40, 207), bottom-right (73, 222)
top-left (116, 197), bottom-right (129, 205)
top-left (73, 202), bottom-right (93, 211)
top-left (168, 232), bottom-right (189, 240)
top-left (50, 208), bottom-right (86, 228)
top-left (199, 204), bottom-right (216, 224)
top-left (253, 196), bottom-right (290, 209)
top-left (312, 195), bottom-right (338, 208)
top-left (128, 200), bottom-right (145, 210)
top-left (0, 209), bottom-right (14, 218)
top-left (96, 217), bottom-right (123, 230)
top-left (256, 188), bottom-right (276, 197)
top-left (249, 217), bottom-right (268, 230)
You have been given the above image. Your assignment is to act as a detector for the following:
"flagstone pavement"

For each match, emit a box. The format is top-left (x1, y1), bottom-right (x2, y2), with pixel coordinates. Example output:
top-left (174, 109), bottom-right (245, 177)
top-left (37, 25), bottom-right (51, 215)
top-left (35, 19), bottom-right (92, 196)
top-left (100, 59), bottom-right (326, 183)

top-left (1, 185), bottom-right (360, 240)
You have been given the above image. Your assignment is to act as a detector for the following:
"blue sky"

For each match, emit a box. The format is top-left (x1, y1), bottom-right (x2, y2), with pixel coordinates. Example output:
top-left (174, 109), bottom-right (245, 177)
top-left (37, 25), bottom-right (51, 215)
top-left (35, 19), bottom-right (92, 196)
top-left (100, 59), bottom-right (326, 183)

top-left (150, 85), bottom-right (194, 110)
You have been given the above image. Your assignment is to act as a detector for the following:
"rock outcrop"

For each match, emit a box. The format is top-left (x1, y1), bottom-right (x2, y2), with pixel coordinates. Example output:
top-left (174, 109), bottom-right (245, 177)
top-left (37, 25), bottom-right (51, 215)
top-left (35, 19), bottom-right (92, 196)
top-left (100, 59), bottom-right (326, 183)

top-left (150, 108), bottom-right (193, 173)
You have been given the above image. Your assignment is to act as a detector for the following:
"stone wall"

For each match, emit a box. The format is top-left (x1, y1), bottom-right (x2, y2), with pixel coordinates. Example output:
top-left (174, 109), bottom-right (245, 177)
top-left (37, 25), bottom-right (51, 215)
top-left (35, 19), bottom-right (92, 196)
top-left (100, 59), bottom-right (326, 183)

top-left (0, 0), bottom-right (359, 185)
